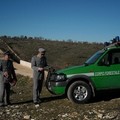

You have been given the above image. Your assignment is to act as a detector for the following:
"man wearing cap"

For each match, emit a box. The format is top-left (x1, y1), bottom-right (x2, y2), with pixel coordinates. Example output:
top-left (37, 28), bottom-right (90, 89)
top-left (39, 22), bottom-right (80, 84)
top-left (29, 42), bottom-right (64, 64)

top-left (0, 51), bottom-right (17, 106)
top-left (31, 48), bottom-right (47, 104)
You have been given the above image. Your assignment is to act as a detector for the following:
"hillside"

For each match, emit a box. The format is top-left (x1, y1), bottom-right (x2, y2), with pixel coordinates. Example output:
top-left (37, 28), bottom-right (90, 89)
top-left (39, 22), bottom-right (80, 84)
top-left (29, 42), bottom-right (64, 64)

top-left (0, 36), bottom-right (103, 69)
top-left (1, 36), bottom-right (120, 120)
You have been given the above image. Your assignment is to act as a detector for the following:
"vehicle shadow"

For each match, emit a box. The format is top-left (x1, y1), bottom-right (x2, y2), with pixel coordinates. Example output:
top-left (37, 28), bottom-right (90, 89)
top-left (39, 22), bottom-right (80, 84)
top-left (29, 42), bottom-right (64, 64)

top-left (90, 89), bottom-right (120, 103)
top-left (41, 95), bottom-right (66, 103)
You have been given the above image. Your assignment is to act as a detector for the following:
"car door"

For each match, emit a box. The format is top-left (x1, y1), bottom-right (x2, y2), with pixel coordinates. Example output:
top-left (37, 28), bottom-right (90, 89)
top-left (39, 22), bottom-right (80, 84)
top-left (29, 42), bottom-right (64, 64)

top-left (93, 49), bottom-right (120, 89)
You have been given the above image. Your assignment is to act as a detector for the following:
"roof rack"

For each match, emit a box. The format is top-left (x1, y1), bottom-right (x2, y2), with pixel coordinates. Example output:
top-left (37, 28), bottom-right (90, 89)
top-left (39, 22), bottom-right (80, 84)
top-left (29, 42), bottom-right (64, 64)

top-left (104, 36), bottom-right (120, 48)
top-left (107, 42), bottom-right (120, 47)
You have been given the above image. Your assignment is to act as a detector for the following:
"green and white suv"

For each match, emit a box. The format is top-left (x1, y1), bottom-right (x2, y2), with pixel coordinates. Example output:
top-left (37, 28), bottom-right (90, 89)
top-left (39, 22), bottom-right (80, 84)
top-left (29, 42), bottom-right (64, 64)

top-left (46, 40), bottom-right (120, 104)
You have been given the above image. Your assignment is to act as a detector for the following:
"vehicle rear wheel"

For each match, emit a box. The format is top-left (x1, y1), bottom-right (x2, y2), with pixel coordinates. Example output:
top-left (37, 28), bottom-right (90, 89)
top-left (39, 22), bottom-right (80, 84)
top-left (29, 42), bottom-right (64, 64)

top-left (67, 81), bottom-right (92, 104)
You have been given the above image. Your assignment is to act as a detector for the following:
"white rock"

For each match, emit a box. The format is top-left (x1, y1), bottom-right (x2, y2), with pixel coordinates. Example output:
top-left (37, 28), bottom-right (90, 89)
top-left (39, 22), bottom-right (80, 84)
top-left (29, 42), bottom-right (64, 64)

top-left (12, 114), bottom-right (16, 117)
top-left (103, 112), bottom-right (118, 119)
top-left (84, 115), bottom-right (89, 120)
top-left (58, 114), bottom-right (61, 117)
top-left (0, 112), bottom-right (3, 115)
top-left (24, 115), bottom-right (31, 119)
top-left (62, 113), bottom-right (68, 118)
top-left (98, 113), bottom-right (103, 119)
top-left (15, 105), bottom-right (19, 108)
top-left (35, 104), bottom-right (39, 108)
top-left (6, 109), bottom-right (10, 112)
top-left (7, 112), bottom-right (10, 115)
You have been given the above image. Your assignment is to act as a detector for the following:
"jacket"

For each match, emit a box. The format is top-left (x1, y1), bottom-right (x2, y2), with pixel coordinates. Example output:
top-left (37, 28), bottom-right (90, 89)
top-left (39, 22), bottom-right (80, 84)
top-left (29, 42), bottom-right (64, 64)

top-left (31, 56), bottom-right (47, 80)
top-left (0, 59), bottom-right (17, 83)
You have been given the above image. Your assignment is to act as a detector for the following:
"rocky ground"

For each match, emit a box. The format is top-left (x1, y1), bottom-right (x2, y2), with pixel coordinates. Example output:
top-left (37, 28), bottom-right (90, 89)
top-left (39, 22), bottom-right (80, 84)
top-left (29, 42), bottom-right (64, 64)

top-left (1, 75), bottom-right (120, 120)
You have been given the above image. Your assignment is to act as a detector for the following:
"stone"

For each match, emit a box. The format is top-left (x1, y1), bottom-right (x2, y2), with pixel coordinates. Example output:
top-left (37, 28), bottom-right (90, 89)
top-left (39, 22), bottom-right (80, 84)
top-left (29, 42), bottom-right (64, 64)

top-left (62, 113), bottom-right (68, 118)
top-left (23, 115), bottom-right (31, 119)
top-left (97, 113), bottom-right (103, 119)
top-left (35, 104), bottom-right (40, 108)
top-left (0, 112), bottom-right (3, 115)
top-left (103, 112), bottom-right (118, 119)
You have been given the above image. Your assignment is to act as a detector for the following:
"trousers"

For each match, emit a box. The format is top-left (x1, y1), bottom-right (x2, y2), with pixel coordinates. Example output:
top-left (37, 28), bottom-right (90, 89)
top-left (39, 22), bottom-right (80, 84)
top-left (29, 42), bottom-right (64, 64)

top-left (33, 73), bottom-right (44, 102)
top-left (0, 73), bottom-right (10, 105)
top-left (0, 73), bottom-right (4, 106)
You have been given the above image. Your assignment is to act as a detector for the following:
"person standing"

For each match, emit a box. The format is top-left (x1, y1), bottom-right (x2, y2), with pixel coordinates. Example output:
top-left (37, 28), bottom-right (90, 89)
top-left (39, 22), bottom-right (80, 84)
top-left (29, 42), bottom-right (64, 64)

top-left (0, 51), bottom-right (17, 106)
top-left (31, 48), bottom-right (47, 104)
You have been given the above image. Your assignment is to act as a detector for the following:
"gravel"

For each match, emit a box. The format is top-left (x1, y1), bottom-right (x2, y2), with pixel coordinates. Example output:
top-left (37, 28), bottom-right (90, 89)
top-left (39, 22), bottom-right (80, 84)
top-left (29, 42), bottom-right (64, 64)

top-left (1, 75), bottom-right (120, 120)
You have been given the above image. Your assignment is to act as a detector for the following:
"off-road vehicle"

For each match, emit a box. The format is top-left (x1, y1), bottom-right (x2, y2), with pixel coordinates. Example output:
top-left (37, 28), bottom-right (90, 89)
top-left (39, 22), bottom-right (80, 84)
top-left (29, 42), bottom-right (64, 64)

top-left (46, 38), bottom-right (120, 104)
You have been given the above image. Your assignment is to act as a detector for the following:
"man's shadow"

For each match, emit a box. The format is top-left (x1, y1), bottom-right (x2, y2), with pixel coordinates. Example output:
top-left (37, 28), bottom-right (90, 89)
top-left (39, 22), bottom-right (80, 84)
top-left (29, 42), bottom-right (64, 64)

top-left (11, 93), bottom-right (66, 105)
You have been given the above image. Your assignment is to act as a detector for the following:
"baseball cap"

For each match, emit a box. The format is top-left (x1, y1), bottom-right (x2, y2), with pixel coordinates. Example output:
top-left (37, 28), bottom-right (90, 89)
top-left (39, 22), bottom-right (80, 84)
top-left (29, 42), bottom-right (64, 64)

top-left (38, 48), bottom-right (46, 52)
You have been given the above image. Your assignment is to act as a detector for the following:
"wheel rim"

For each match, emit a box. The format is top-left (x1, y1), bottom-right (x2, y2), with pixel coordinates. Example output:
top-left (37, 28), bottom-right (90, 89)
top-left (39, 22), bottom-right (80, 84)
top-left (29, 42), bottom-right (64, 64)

top-left (73, 85), bottom-right (88, 101)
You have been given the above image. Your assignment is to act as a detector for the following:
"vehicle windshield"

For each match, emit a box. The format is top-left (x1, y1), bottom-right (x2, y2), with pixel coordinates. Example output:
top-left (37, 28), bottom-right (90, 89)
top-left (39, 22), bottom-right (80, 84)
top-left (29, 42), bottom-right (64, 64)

top-left (85, 50), bottom-right (104, 65)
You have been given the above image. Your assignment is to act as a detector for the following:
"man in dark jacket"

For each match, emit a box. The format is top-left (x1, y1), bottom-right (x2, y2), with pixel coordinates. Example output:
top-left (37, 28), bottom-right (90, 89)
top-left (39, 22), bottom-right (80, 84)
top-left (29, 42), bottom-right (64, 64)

top-left (31, 48), bottom-right (47, 104)
top-left (0, 51), bottom-right (17, 106)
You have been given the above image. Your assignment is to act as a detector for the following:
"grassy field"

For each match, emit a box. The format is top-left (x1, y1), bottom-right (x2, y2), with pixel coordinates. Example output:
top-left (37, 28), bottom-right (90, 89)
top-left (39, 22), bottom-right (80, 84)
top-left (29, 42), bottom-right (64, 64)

top-left (0, 36), bottom-right (103, 69)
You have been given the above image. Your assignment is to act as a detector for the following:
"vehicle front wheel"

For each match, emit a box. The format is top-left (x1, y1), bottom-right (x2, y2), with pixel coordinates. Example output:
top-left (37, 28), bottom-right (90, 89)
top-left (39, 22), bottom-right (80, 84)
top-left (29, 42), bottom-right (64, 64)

top-left (67, 81), bottom-right (92, 104)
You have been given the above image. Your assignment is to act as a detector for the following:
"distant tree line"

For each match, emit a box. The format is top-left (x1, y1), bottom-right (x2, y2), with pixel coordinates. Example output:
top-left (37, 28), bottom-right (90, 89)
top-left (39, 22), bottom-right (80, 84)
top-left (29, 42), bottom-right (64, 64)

top-left (0, 35), bottom-right (103, 45)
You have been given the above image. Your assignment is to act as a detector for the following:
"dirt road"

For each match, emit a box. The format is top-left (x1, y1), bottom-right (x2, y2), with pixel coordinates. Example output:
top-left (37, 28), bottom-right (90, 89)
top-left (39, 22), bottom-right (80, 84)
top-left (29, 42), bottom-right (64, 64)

top-left (13, 62), bottom-right (33, 78)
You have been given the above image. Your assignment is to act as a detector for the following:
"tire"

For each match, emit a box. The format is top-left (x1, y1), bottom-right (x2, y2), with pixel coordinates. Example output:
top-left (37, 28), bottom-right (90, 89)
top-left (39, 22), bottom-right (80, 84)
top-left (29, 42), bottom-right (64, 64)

top-left (67, 81), bottom-right (92, 104)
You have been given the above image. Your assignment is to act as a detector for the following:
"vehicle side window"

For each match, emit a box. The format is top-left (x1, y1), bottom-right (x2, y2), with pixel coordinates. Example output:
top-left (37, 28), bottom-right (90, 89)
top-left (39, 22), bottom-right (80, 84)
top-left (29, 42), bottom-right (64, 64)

top-left (103, 54), bottom-right (109, 64)
top-left (98, 49), bottom-right (120, 66)
top-left (98, 54), bottom-right (109, 66)
top-left (108, 49), bottom-right (120, 65)
top-left (111, 52), bottom-right (120, 64)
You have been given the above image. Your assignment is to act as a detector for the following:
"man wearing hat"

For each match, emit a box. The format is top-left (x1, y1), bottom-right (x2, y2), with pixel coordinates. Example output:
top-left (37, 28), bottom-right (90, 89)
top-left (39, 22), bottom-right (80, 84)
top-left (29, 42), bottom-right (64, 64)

top-left (0, 51), bottom-right (17, 106)
top-left (31, 48), bottom-right (47, 104)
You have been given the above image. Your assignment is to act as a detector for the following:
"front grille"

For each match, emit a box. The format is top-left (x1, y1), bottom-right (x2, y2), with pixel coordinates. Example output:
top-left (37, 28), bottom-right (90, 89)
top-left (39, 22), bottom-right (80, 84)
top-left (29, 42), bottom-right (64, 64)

top-left (50, 73), bottom-right (57, 81)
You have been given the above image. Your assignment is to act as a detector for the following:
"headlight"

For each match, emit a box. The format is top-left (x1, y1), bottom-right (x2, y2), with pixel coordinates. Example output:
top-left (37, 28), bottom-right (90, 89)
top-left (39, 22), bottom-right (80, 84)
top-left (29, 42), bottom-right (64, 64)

top-left (49, 73), bottom-right (66, 81)
top-left (56, 74), bottom-right (66, 81)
